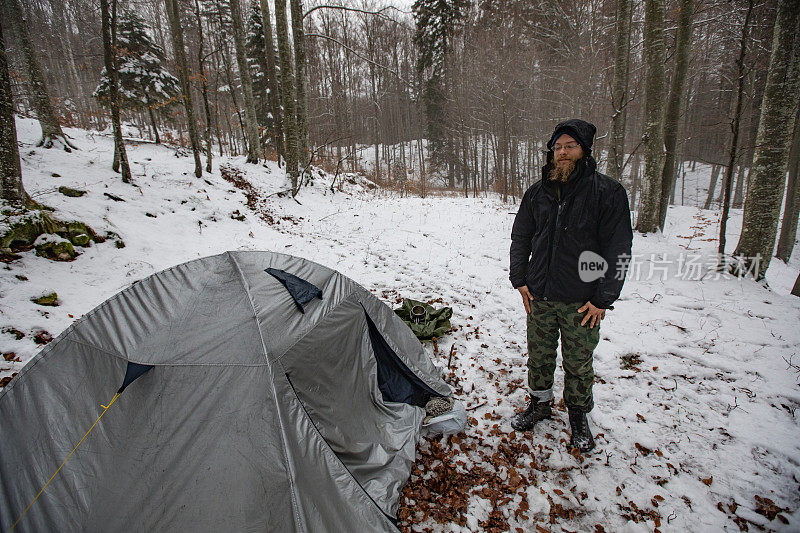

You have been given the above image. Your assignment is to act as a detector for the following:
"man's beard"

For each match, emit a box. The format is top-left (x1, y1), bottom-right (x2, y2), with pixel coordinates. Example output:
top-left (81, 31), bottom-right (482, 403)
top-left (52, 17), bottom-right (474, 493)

top-left (549, 158), bottom-right (578, 182)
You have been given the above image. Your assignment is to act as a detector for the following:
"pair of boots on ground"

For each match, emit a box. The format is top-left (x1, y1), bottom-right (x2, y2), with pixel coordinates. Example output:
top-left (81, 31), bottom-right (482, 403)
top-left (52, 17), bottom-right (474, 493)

top-left (511, 398), bottom-right (594, 453)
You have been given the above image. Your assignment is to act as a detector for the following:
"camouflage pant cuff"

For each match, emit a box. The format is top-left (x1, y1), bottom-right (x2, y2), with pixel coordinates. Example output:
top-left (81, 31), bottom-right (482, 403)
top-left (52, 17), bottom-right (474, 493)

top-left (565, 398), bottom-right (594, 413)
top-left (530, 388), bottom-right (554, 402)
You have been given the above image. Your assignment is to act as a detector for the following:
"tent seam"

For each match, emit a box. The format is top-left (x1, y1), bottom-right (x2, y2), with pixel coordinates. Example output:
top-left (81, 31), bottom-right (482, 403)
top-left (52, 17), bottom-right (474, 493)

top-left (0, 252), bottom-right (238, 398)
top-left (227, 251), bottom-right (304, 532)
top-left (66, 339), bottom-right (270, 367)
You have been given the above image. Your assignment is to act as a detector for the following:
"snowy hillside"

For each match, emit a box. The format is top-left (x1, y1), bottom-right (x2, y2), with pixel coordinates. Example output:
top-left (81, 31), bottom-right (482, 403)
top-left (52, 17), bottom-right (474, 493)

top-left (2, 118), bottom-right (799, 531)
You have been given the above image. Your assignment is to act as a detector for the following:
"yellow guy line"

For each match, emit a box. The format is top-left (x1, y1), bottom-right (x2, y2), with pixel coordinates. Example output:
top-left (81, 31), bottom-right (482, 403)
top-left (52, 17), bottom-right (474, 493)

top-left (10, 392), bottom-right (121, 531)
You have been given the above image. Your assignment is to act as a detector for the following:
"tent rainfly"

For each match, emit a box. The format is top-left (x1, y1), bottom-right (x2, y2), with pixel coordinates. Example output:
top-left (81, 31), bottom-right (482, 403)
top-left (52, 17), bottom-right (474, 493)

top-left (0, 251), bottom-right (451, 531)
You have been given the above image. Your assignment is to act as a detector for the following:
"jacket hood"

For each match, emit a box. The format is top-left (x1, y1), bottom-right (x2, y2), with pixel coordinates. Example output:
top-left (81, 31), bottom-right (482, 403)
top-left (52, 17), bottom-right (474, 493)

top-left (546, 119), bottom-right (597, 155)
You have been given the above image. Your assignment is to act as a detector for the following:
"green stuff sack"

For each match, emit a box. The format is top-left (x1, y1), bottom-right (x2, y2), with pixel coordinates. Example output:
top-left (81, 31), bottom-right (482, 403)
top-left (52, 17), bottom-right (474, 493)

top-left (394, 298), bottom-right (453, 340)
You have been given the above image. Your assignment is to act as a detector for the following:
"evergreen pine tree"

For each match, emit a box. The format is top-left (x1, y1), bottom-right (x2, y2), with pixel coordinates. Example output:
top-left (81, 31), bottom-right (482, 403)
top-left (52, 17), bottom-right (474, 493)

top-left (94, 10), bottom-right (181, 144)
top-left (413, 0), bottom-right (470, 173)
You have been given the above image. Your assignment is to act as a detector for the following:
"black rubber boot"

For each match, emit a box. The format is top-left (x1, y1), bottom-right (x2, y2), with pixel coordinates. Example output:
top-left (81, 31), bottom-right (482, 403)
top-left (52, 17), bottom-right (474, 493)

top-left (510, 400), bottom-right (552, 431)
top-left (567, 406), bottom-right (595, 453)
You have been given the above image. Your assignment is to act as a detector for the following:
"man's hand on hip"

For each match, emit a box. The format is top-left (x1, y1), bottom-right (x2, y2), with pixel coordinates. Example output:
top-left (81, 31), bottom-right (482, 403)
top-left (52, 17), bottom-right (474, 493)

top-left (578, 301), bottom-right (605, 328)
top-left (517, 286), bottom-right (534, 314)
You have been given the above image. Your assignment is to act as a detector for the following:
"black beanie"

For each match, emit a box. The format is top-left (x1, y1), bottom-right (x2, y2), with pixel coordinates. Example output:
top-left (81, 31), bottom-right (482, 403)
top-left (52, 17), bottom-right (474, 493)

top-left (547, 119), bottom-right (597, 155)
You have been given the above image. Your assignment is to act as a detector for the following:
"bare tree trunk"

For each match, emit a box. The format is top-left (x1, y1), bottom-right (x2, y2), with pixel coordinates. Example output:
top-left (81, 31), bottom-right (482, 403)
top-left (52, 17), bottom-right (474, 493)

top-left (275, 0), bottom-right (299, 189)
top-left (229, 0), bottom-right (261, 164)
top-left (290, 0), bottom-right (309, 164)
top-left (704, 164), bottom-right (721, 209)
top-left (635, 0), bottom-right (667, 233)
top-left (792, 271), bottom-right (800, 297)
top-left (165, 0), bottom-right (202, 178)
top-left (146, 96), bottom-right (160, 144)
top-left (630, 151), bottom-right (641, 211)
top-left (658, 0), bottom-right (693, 229)
top-left (100, 0), bottom-right (132, 183)
top-left (608, 0), bottom-right (633, 182)
top-left (719, 0), bottom-right (754, 255)
top-left (733, 101), bottom-right (757, 208)
top-left (734, 0), bottom-right (800, 277)
top-left (776, 104), bottom-right (800, 262)
top-left (49, 0), bottom-right (88, 128)
top-left (4, 0), bottom-right (76, 151)
top-left (214, 19), bottom-right (247, 146)
top-left (0, 21), bottom-right (27, 206)
top-left (194, 0), bottom-right (213, 173)
top-left (259, 0), bottom-right (284, 164)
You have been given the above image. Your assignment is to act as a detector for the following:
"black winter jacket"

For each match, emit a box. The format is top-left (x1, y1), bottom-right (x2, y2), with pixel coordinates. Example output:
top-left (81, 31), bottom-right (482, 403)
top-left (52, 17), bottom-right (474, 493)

top-left (509, 155), bottom-right (633, 309)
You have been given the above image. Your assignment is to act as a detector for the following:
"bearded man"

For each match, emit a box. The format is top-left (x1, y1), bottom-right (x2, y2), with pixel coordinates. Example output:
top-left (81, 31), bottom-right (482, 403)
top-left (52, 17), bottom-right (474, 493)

top-left (508, 119), bottom-right (633, 452)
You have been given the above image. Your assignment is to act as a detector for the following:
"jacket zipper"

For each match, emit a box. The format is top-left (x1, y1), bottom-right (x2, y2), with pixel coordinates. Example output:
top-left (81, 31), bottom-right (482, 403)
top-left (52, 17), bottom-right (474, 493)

top-left (543, 199), bottom-right (565, 300)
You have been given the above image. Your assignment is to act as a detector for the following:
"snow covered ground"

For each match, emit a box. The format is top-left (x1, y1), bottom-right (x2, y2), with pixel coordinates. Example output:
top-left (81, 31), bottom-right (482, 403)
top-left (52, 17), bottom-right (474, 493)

top-left (2, 118), bottom-right (799, 531)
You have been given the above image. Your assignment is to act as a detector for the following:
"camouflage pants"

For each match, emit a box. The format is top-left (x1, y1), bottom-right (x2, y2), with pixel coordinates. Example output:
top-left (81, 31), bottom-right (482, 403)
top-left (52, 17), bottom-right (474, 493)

top-left (526, 300), bottom-right (600, 410)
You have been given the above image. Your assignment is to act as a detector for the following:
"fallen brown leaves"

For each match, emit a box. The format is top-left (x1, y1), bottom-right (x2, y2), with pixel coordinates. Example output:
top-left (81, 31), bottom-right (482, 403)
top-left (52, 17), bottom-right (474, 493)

top-left (220, 164), bottom-right (278, 225)
top-left (33, 330), bottom-right (53, 345)
top-left (753, 495), bottom-right (789, 523)
top-left (397, 433), bottom-right (541, 532)
top-left (617, 499), bottom-right (662, 528)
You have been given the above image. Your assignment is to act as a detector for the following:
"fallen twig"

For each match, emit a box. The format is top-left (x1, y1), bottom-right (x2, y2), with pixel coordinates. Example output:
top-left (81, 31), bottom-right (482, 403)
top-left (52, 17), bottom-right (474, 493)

top-left (466, 401), bottom-right (487, 411)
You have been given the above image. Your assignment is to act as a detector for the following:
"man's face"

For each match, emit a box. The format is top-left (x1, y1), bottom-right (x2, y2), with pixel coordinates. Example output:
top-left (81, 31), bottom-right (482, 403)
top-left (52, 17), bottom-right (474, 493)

top-left (550, 134), bottom-right (584, 182)
top-left (553, 134), bottom-right (583, 165)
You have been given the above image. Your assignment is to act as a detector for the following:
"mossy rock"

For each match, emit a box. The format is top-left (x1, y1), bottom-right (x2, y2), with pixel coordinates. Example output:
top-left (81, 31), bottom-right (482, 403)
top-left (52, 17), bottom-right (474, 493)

top-left (1, 212), bottom-right (102, 255)
top-left (58, 186), bottom-right (86, 197)
top-left (0, 212), bottom-right (61, 250)
top-left (35, 239), bottom-right (78, 261)
top-left (71, 233), bottom-right (91, 246)
top-left (63, 222), bottom-right (98, 246)
top-left (0, 249), bottom-right (21, 263)
top-left (32, 292), bottom-right (59, 306)
top-left (1, 219), bottom-right (42, 250)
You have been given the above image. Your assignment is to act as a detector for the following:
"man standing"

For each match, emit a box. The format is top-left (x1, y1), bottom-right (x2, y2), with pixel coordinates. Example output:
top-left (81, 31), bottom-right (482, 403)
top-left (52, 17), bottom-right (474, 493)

top-left (509, 119), bottom-right (633, 452)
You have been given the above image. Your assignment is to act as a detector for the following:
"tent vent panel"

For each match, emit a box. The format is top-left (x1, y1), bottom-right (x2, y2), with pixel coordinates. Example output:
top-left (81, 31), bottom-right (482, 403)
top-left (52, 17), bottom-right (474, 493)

top-left (265, 268), bottom-right (323, 313)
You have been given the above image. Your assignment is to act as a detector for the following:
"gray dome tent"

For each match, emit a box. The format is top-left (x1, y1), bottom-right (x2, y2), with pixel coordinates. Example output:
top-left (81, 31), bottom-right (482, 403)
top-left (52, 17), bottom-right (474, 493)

top-left (0, 251), bottom-right (450, 531)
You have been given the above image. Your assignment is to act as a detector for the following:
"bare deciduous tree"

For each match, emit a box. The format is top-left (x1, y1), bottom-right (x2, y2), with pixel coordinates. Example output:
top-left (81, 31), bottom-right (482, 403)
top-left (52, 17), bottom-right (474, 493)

top-left (229, 0), bottom-right (261, 163)
top-left (165, 0), bottom-right (202, 178)
top-left (4, 0), bottom-right (76, 151)
top-left (776, 104), bottom-right (800, 262)
top-left (100, 0), bottom-right (132, 183)
top-left (0, 21), bottom-right (26, 206)
top-left (734, 0), bottom-right (800, 277)
top-left (658, 0), bottom-right (693, 229)
top-left (275, 0), bottom-right (300, 188)
top-left (635, 0), bottom-right (667, 233)
top-left (608, 0), bottom-right (633, 183)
